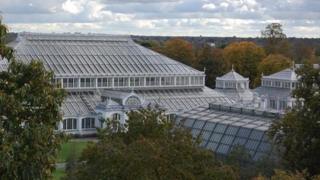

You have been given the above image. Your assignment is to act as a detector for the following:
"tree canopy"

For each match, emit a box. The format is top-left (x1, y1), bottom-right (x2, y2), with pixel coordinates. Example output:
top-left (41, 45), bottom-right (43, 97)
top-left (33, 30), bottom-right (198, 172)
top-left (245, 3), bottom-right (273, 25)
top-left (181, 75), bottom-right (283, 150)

top-left (269, 64), bottom-right (320, 175)
top-left (223, 41), bottom-right (266, 87)
top-left (197, 45), bottom-right (227, 88)
top-left (253, 54), bottom-right (292, 86)
top-left (161, 38), bottom-right (195, 66)
top-left (65, 108), bottom-right (237, 180)
top-left (0, 18), bottom-right (65, 179)
top-left (0, 17), bottom-right (13, 60)
top-left (261, 23), bottom-right (291, 57)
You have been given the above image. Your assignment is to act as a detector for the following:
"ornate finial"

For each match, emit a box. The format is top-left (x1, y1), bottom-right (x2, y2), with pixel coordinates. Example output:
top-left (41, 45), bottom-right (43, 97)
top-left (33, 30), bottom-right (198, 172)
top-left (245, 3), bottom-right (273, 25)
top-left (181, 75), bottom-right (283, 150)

top-left (203, 67), bottom-right (206, 73)
top-left (261, 72), bottom-right (264, 77)
top-left (231, 64), bottom-right (234, 71)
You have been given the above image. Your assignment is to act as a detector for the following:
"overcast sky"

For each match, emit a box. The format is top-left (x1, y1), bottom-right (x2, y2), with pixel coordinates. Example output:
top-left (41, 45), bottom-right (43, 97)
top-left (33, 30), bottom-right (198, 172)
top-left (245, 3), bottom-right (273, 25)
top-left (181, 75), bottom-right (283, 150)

top-left (0, 0), bottom-right (319, 37)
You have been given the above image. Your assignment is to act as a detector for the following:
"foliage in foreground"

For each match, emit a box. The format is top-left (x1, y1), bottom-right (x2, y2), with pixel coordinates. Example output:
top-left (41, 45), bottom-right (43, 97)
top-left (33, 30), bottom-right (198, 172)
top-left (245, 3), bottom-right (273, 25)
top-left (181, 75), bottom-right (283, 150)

top-left (269, 64), bottom-right (320, 175)
top-left (0, 18), bottom-right (66, 179)
top-left (0, 60), bottom-right (66, 179)
top-left (225, 146), bottom-right (279, 180)
top-left (65, 108), bottom-right (237, 180)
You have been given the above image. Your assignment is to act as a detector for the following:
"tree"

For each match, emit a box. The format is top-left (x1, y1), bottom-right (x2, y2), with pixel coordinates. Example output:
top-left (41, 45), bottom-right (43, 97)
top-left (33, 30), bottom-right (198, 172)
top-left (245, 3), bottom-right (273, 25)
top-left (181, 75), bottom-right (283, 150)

top-left (223, 41), bottom-right (266, 87)
top-left (162, 38), bottom-right (195, 66)
top-left (226, 146), bottom-right (279, 179)
top-left (0, 18), bottom-right (65, 179)
top-left (65, 108), bottom-right (238, 180)
top-left (254, 169), bottom-right (312, 180)
top-left (292, 42), bottom-right (317, 63)
top-left (197, 45), bottom-right (227, 88)
top-left (254, 54), bottom-right (292, 86)
top-left (269, 64), bottom-right (320, 175)
top-left (0, 17), bottom-right (13, 60)
top-left (261, 23), bottom-right (291, 57)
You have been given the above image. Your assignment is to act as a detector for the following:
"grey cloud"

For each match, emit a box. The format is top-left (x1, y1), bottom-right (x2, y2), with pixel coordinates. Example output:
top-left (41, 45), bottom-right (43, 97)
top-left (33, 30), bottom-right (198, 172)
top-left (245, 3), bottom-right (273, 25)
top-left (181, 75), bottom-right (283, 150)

top-left (0, 0), bottom-right (319, 37)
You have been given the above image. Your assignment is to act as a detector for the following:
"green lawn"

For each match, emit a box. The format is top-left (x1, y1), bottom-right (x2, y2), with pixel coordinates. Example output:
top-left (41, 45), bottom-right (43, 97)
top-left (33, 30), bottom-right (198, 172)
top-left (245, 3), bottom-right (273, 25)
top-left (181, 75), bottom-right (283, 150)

top-left (57, 140), bottom-right (91, 163)
top-left (53, 169), bottom-right (65, 180)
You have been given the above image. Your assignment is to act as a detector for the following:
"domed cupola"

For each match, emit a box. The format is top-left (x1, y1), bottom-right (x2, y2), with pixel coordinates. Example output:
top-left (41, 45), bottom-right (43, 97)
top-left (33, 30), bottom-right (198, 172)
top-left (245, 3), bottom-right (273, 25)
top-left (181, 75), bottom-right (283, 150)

top-left (215, 66), bottom-right (249, 90)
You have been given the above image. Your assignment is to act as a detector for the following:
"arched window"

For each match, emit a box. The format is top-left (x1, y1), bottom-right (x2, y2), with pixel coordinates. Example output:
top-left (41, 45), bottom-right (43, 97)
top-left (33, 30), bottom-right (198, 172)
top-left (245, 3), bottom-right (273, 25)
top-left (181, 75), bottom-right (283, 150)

top-left (82, 118), bottom-right (95, 129)
top-left (112, 113), bottom-right (121, 121)
top-left (63, 118), bottom-right (77, 130)
top-left (125, 96), bottom-right (141, 106)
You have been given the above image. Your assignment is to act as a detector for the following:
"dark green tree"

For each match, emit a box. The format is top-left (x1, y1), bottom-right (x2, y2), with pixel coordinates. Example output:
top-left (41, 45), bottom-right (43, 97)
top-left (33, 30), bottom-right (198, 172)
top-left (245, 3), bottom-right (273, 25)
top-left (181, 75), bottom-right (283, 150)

top-left (65, 108), bottom-right (238, 180)
top-left (226, 146), bottom-right (278, 180)
top-left (269, 64), bottom-right (320, 175)
top-left (0, 17), bottom-right (13, 60)
top-left (0, 17), bottom-right (66, 179)
top-left (197, 45), bottom-right (227, 88)
top-left (261, 23), bottom-right (291, 57)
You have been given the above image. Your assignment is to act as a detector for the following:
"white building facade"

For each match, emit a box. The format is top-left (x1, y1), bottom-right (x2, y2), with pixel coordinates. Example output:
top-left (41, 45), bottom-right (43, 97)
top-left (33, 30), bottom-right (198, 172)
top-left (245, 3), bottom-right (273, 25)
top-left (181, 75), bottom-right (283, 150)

top-left (4, 33), bottom-right (235, 135)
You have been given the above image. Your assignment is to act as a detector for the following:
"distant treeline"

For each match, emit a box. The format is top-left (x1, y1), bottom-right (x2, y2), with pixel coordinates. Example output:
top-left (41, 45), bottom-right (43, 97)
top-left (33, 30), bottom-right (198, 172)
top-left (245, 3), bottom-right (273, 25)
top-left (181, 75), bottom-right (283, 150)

top-left (132, 35), bottom-right (320, 51)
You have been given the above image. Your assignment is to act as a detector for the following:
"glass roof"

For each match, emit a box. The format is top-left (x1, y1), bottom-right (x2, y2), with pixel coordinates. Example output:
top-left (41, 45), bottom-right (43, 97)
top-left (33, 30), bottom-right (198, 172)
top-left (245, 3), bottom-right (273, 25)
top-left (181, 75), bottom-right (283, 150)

top-left (176, 104), bottom-right (277, 160)
top-left (11, 33), bottom-right (203, 77)
top-left (135, 87), bottom-right (235, 113)
top-left (61, 92), bottom-right (100, 117)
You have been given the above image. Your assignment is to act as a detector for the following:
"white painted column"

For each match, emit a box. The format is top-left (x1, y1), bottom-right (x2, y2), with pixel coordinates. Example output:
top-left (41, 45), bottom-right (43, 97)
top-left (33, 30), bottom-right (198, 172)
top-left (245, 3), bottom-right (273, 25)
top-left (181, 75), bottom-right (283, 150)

top-left (59, 121), bottom-right (63, 131)
top-left (77, 117), bottom-right (82, 134)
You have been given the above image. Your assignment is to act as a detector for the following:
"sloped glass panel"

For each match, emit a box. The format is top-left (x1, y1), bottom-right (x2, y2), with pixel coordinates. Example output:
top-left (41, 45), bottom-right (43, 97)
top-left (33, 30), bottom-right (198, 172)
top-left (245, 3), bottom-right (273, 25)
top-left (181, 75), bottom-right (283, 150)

top-left (249, 130), bottom-right (264, 141)
top-left (193, 120), bottom-right (205, 129)
top-left (210, 133), bottom-right (223, 143)
top-left (214, 124), bottom-right (227, 133)
top-left (237, 128), bottom-right (251, 138)
top-left (220, 135), bottom-right (235, 145)
top-left (216, 144), bottom-right (230, 154)
top-left (225, 126), bottom-right (239, 135)
top-left (203, 122), bottom-right (216, 131)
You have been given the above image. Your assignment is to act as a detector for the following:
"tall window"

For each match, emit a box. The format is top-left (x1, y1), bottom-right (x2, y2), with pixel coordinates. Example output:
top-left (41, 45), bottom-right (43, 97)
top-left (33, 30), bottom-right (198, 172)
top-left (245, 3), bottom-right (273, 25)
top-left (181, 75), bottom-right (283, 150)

top-left (97, 78), bottom-right (112, 87)
top-left (146, 77), bottom-right (160, 86)
top-left (191, 76), bottom-right (202, 85)
top-left (161, 77), bottom-right (174, 86)
top-left (80, 78), bottom-right (95, 88)
top-left (82, 118), bottom-right (95, 129)
top-left (130, 77), bottom-right (144, 87)
top-left (63, 78), bottom-right (79, 88)
top-left (176, 76), bottom-right (189, 86)
top-left (112, 113), bottom-right (121, 121)
top-left (279, 100), bottom-right (287, 110)
top-left (282, 82), bottom-right (290, 88)
top-left (273, 81), bottom-right (281, 87)
top-left (270, 99), bottom-right (277, 109)
top-left (63, 118), bottom-right (77, 130)
top-left (114, 77), bottom-right (129, 87)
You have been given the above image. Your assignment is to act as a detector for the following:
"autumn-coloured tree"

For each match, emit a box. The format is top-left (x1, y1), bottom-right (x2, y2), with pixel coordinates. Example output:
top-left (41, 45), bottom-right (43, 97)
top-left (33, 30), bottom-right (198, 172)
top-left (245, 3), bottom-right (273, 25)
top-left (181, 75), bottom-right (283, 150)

top-left (162, 38), bottom-right (195, 66)
top-left (223, 41), bottom-right (266, 88)
top-left (254, 54), bottom-right (292, 86)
